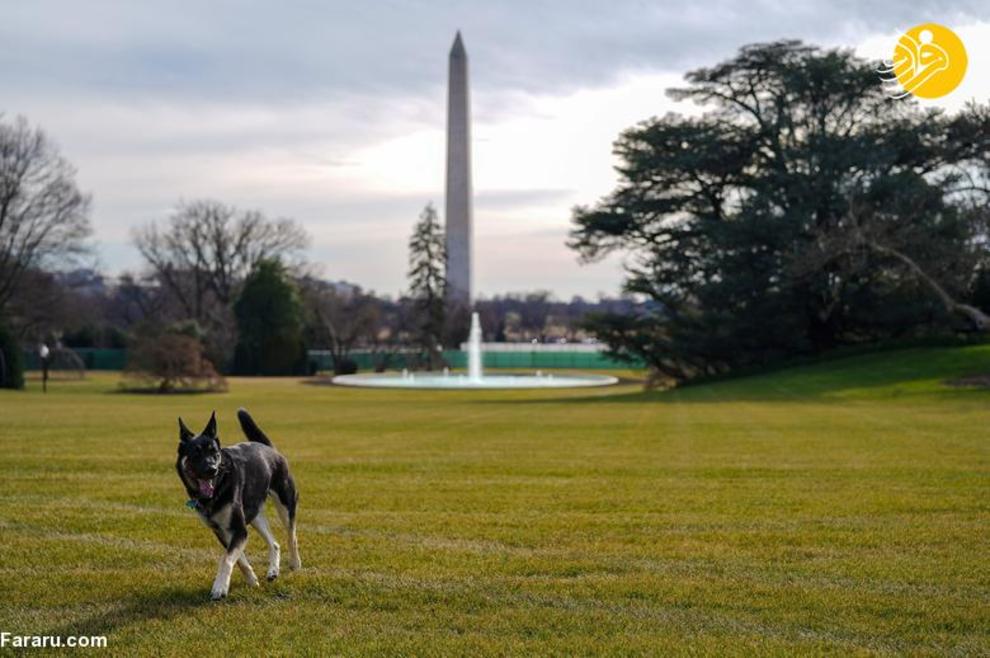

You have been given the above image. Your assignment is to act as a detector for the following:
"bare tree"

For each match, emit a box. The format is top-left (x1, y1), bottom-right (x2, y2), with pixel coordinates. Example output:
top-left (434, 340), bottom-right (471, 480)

top-left (301, 278), bottom-right (382, 374)
top-left (5, 268), bottom-right (86, 340)
top-left (106, 273), bottom-right (168, 328)
top-left (0, 116), bottom-right (91, 313)
top-left (133, 200), bottom-right (309, 322)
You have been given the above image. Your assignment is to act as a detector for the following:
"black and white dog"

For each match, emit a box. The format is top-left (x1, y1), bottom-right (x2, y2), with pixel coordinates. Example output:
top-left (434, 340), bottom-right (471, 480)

top-left (176, 408), bottom-right (300, 600)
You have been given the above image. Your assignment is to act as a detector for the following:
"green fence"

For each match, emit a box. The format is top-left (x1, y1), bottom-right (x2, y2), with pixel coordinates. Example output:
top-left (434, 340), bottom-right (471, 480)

top-left (447, 350), bottom-right (637, 369)
top-left (22, 347), bottom-right (639, 373)
top-left (308, 348), bottom-right (639, 372)
top-left (23, 348), bottom-right (127, 371)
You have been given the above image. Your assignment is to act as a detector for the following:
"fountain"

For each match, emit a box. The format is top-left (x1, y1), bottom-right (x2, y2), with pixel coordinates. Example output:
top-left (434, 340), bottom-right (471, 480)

top-left (467, 312), bottom-right (483, 381)
top-left (332, 312), bottom-right (618, 390)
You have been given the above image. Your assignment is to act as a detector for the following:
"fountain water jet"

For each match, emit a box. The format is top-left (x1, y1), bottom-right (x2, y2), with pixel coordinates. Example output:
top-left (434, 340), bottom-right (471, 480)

top-left (467, 312), bottom-right (483, 380)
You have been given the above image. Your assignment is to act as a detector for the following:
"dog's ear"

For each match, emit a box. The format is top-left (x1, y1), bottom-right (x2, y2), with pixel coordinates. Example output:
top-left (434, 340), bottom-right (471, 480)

top-left (202, 411), bottom-right (218, 440)
top-left (178, 417), bottom-right (194, 443)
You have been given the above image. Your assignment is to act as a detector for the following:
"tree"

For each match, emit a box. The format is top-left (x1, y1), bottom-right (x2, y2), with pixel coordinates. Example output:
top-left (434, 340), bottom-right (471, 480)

top-left (133, 200), bottom-right (308, 367)
top-left (301, 279), bottom-right (383, 375)
top-left (134, 200), bottom-right (309, 315)
top-left (570, 41), bottom-right (990, 383)
top-left (233, 259), bottom-right (306, 375)
top-left (3, 268), bottom-right (106, 348)
top-left (0, 116), bottom-right (91, 314)
top-left (407, 203), bottom-right (446, 368)
top-left (106, 272), bottom-right (169, 329)
top-left (0, 321), bottom-right (24, 389)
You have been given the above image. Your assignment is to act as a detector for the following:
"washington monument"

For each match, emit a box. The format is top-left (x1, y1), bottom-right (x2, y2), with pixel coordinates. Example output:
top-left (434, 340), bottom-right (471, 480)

top-left (445, 31), bottom-right (472, 305)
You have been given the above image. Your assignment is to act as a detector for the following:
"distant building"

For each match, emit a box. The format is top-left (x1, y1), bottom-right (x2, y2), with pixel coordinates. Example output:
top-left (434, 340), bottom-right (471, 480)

top-left (55, 268), bottom-right (107, 296)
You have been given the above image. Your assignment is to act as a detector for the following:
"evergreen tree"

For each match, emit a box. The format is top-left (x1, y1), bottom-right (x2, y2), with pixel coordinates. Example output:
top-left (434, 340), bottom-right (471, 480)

top-left (570, 41), bottom-right (990, 383)
top-left (408, 203), bottom-right (446, 369)
top-left (233, 259), bottom-right (306, 375)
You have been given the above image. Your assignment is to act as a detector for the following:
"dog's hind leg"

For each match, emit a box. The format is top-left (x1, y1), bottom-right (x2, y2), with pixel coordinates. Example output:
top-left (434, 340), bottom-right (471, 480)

top-left (250, 511), bottom-right (281, 581)
top-left (270, 477), bottom-right (300, 570)
top-left (236, 553), bottom-right (260, 587)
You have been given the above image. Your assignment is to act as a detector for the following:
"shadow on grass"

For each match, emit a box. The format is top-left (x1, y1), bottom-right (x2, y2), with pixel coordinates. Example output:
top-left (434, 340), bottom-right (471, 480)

top-left (108, 387), bottom-right (225, 396)
top-left (40, 585), bottom-right (211, 639)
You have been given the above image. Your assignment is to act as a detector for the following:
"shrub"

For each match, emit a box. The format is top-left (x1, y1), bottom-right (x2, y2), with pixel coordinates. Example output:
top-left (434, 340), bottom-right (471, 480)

top-left (333, 356), bottom-right (358, 375)
top-left (123, 327), bottom-right (226, 393)
top-left (0, 323), bottom-right (24, 390)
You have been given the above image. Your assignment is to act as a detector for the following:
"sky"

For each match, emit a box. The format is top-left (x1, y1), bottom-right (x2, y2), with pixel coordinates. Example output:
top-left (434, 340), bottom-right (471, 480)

top-left (3, 0), bottom-right (989, 299)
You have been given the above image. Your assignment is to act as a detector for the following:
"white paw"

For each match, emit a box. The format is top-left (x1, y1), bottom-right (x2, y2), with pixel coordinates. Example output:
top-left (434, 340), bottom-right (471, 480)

top-left (289, 557), bottom-right (301, 571)
top-left (267, 568), bottom-right (279, 582)
top-left (246, 573), bottom-right (260, 587)
top-left (210, 586), bottom-right (227, 600)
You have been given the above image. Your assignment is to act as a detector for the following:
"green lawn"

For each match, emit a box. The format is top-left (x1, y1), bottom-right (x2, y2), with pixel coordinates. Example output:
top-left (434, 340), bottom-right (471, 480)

top-left (1, 347), bottom-right (988, 655)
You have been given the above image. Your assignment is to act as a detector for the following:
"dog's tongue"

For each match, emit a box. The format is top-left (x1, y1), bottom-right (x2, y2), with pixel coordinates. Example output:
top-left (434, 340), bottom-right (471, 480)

top-left (198, 479), bottom-right (214, 497)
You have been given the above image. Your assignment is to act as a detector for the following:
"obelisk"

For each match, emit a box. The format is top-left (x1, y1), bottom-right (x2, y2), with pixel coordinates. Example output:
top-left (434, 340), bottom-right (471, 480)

top-left (445, 31), bottom-right (472, 306)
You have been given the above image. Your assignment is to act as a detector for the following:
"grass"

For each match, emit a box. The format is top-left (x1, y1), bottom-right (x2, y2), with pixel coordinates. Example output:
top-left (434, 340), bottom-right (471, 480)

top-left (1, 346), bottom-right (989, 655)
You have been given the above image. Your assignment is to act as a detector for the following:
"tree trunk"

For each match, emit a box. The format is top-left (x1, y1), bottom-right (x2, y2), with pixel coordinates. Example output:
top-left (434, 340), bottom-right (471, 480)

top-left (868, 241), bottom-right (990, 331)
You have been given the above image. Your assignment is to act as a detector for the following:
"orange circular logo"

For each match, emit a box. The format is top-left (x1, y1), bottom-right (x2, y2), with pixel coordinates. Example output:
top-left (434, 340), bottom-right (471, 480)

top-left (880, 23), bottom-right (967, 99)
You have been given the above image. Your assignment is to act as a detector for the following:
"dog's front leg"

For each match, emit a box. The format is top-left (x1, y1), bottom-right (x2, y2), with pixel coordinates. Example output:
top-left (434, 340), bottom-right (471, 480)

top-left (211, 524), bottom-right (257, 587)
top-left (211, 513), bottom-right (248, 600)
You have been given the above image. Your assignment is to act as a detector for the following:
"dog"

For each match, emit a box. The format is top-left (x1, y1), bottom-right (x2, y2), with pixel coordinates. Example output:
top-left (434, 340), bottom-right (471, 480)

top-left (175, 408), bottom-right (300, 600)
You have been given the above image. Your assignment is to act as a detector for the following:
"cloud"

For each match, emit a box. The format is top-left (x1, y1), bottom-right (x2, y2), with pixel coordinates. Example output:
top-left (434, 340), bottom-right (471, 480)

top-left (3, 1), bottom-right (986, 100)
top-left (2, 1), bottom-right (989, 296)
top-left (475, 189), bottom-right (573, 209)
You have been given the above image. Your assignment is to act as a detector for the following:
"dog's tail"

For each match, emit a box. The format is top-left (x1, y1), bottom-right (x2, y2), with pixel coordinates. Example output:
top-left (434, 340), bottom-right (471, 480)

top-left (237, 408), bottom-right (274, 447)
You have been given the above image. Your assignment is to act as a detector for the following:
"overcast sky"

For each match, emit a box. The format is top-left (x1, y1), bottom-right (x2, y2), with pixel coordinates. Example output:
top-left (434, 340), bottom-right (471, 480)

top-left (3, 1), bottom-right (989, 298)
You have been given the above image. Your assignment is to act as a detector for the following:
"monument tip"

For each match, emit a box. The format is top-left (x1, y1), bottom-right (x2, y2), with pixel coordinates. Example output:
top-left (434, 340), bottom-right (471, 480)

top-left (450, 30), bottom-right (466, 57)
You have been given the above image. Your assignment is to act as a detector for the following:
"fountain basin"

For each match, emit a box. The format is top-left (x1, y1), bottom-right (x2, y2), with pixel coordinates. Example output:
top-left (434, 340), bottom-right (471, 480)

top-left (331, 372), bottom-right (618, 389)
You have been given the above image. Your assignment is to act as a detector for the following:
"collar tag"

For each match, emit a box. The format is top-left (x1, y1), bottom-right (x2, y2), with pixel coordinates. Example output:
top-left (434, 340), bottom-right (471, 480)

top-left (186, 499), bottom-right (204, 512)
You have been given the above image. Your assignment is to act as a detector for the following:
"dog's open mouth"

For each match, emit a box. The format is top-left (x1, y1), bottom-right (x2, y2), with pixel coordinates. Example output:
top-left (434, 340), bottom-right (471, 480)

top-left (197, 479), bottom-right (215, 497)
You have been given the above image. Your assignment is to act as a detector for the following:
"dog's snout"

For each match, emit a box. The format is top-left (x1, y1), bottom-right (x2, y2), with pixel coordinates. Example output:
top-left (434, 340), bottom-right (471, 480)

top-left (194, 458), bottom-right (220, 479)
